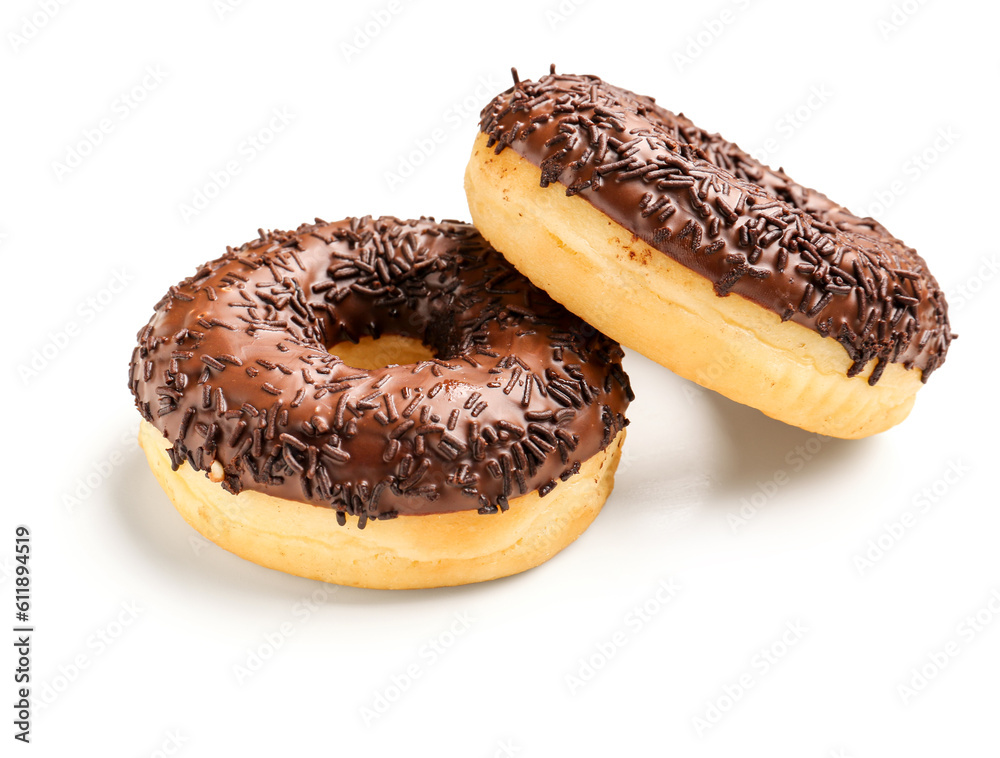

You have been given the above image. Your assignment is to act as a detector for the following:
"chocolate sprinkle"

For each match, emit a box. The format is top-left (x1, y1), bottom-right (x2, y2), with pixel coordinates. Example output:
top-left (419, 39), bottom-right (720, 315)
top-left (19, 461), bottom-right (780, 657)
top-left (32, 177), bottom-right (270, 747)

top-left (129, 216), bottom-right (631, 526)
top-left (479, 72), bottom-right (953, 382)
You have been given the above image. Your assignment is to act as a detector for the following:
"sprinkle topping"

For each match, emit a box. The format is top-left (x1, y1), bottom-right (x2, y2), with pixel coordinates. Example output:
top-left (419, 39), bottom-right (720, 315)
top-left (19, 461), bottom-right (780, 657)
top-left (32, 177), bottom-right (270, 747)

top-left (479, 72), bottom-right (953, 382)
top-left (129, 216), bottom-right (632, 525)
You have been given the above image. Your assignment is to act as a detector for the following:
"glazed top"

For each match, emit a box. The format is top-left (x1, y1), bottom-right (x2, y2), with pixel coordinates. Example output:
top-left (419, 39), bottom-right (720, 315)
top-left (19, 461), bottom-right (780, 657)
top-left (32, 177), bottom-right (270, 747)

top-left (129, 216), bottom-right (631, 525)
top-left (479, 70), bottom-right (953, 383)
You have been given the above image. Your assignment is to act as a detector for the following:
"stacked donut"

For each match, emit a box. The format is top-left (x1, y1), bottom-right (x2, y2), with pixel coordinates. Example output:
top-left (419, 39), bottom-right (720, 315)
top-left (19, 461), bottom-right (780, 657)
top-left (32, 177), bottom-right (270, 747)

top-left (129, 69), bottom-right (951, 589)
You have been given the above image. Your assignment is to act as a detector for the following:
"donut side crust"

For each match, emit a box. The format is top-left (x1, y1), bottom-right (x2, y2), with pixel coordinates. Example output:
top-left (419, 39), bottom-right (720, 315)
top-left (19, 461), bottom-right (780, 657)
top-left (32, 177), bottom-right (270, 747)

top-left (140, 419), bottom-right (625, 589)
top-left (465, 132), bottom-right (922, 439)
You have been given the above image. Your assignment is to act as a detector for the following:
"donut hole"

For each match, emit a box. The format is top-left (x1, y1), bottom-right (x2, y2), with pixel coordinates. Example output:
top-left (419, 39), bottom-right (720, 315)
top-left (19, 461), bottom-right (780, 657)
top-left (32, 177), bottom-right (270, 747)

top-left (327, 334), bottom-right (434, 370)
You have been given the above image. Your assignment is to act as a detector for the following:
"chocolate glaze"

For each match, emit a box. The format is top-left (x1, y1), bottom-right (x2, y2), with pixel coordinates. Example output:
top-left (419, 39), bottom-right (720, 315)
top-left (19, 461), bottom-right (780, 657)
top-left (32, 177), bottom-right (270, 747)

top-left (128, 216), bottom-right (632, 525)
top-left (479, 71), bottom-right (953, 383)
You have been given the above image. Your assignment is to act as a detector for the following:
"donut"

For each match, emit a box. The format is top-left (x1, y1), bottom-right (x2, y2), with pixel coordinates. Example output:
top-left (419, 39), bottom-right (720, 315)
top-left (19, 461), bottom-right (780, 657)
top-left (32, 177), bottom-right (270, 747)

top-left (128, 216), bottom-right (632, 589)
top-left (465, 69), bottom-right (953, 438)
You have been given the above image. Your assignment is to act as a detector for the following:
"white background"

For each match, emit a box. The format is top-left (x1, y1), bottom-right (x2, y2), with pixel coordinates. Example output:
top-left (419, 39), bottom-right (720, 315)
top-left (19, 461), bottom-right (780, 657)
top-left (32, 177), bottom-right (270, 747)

top-left (3, 0), bottom-right (998, 755)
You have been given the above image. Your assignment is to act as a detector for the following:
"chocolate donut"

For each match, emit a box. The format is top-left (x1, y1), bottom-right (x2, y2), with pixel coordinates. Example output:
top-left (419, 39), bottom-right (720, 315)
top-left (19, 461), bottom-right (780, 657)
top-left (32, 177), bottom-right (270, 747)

top-left (465, 69), bottom-right (952, 438)
top-left (129, 216), bottom-right (631, 588)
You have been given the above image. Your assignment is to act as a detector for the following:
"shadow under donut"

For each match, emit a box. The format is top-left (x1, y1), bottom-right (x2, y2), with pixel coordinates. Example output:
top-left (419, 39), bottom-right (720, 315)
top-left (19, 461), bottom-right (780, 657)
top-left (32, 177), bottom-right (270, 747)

top-left (698, 386), bottom-right (862, 504)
